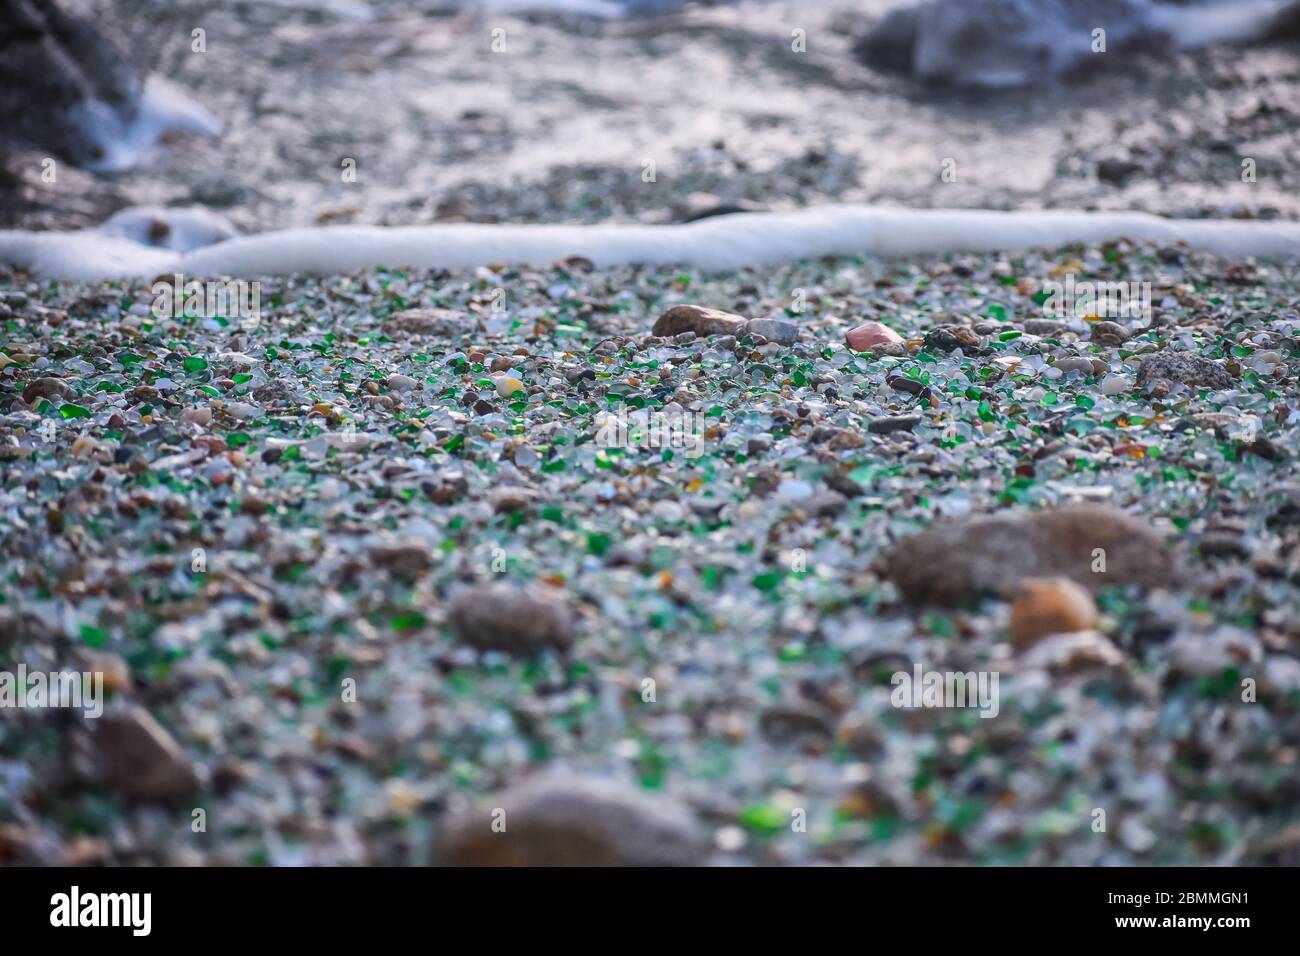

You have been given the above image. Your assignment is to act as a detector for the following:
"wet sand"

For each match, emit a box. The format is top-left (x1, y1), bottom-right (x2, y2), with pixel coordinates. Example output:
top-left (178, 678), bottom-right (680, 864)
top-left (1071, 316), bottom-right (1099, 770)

top-left (22, 0), bottom-right (1300, 234)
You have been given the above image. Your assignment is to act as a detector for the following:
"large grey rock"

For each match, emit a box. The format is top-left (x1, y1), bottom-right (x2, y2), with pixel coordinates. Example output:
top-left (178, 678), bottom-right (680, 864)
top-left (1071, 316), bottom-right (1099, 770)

top-left (448, 585), bottom-right (575, 655)
top-left (1136, 353), bottom-right (1234, 391)
top-left (384, 307), bottom-right (476, 337)
top-left (885, 504), bottom-right (1175, 606)
top-left (96, 706), bottom-right (199, 801)
top-left (652, 305), bottom-right (747, 338)
top-left (744, 317), bottom-right (799, 344)
top-left (438, 775), bottom-right (707, 866)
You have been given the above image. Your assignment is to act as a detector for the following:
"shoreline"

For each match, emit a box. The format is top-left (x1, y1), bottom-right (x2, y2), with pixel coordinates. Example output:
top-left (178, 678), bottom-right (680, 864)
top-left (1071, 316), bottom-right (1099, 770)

top-left (7, 204), bottom-right (1300, 282)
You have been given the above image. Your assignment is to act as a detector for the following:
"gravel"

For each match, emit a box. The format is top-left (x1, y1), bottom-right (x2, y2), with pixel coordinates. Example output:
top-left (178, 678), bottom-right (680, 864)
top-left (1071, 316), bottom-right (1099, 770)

top-left (2, 235), bottom-right (1299, 866)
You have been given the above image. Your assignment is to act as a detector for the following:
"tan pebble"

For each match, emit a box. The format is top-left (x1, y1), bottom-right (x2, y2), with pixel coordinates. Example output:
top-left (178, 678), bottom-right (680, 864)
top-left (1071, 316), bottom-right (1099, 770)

top-left (180, 406), bottom-right (212, 426)
top-left (193, 435), bottom-right (227, 454)
top-left (83, 652), bottom-right (132, 693)
top-left (386, 779), bottom-right (422, 817)
top-left (1010, 577), bottom-right (1099, 649)
top-left (70, 435), bottom-right (101, 458)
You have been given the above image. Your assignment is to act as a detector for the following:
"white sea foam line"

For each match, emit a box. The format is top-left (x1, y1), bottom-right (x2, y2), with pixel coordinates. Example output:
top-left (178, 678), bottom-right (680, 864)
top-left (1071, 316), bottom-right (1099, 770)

top-left (1151, 0), bottom-right (1294, 48)
top-left (474, 0), bottom-right (628, 18)
top-left (3, 206), bottom-right (1300, 283)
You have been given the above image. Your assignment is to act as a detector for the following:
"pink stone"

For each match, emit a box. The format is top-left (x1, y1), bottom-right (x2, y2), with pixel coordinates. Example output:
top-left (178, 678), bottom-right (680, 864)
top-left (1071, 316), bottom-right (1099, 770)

top-left (842, 323), bottom-right (904, 353)
top-left (845, 322), bottom-right (904, 352)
